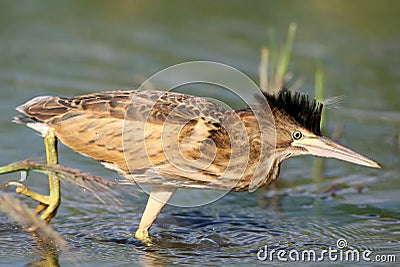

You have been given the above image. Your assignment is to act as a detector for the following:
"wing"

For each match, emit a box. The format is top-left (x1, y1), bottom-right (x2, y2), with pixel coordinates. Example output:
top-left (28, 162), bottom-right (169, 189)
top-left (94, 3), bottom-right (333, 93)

top-left (17, 90), bottom-right (227, 125)
top-left (15, 90), bottom-right (239, 188)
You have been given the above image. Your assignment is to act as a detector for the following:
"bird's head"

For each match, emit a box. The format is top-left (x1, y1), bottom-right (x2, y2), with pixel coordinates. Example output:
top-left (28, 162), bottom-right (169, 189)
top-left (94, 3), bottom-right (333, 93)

top-left (266, 90), bottom-right (381, 168)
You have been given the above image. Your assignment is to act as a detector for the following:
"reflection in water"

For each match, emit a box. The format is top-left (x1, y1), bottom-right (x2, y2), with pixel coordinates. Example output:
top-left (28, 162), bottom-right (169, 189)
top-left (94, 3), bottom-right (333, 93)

top-left (28, 240), bottom-right (60, 267)
top-left (0, 221), bottom-right (61, 267)
top-left (0, 193), bottom-right (67, 267)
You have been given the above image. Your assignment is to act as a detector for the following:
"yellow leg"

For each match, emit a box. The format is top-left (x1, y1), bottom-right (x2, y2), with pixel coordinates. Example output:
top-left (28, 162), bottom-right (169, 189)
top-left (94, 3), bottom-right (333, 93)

top-left (40, 128), bottom-right (60, 222)
top-left (5, 128), bottom-right (60, 223)
top-left (135, 186), bottom-right (176, 243)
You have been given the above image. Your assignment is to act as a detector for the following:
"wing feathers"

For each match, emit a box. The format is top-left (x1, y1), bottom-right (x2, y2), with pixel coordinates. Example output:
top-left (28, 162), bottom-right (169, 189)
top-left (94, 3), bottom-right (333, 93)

top-left (14, 89), bottom-right (271, 191)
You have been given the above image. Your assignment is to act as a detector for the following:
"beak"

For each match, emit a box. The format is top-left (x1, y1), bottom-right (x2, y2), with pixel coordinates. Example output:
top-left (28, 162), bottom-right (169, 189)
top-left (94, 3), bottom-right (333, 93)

top-left (295, 136), bottom-right (381, 168)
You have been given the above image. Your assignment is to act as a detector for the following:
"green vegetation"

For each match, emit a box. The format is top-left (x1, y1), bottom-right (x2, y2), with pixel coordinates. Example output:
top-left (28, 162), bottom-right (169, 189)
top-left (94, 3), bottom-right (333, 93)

top-left (259, 22), bottom-right (297, 94)
top-left (258, 23), bottom-right (330, 186)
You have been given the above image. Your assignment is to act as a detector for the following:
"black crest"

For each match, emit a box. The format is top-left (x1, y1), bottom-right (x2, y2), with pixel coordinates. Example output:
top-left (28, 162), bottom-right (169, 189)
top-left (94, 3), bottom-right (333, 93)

top-left (264, 90), bottom-right (323, 135)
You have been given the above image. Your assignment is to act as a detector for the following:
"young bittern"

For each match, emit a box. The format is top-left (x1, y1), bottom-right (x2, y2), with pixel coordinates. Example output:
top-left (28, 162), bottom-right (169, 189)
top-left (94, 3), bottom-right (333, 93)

top-left (8, 89), bottom-right (380, 241)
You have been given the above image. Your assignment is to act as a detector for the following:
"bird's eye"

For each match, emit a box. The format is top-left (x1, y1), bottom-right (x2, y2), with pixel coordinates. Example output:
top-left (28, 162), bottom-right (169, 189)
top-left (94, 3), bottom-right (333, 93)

top-left (292, 130), bottom-right (303, 140)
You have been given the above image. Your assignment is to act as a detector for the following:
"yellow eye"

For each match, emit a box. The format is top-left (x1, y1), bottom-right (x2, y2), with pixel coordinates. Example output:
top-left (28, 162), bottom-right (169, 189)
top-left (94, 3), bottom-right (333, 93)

top-left (292, 130), bottom-right (303, 140)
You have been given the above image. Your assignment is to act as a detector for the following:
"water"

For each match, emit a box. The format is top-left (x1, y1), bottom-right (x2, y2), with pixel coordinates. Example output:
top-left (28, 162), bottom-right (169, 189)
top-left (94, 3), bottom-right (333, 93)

top-left (0, 0), bottom-right (399, 266)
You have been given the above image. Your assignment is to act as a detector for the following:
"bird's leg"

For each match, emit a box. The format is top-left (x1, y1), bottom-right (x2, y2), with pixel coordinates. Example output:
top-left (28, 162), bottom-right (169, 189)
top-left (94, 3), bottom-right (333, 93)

top-left (39, 128), bottom-right (61, 222)
top-left (5, 128), bottom-right (60, 223)
top-left (135, 186), bottom-right (176, 243)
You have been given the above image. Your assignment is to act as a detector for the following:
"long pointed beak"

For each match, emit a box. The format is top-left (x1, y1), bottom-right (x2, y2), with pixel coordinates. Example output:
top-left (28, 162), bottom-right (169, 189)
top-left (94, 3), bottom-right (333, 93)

top-left (296, 136), bottom-right (381, 168)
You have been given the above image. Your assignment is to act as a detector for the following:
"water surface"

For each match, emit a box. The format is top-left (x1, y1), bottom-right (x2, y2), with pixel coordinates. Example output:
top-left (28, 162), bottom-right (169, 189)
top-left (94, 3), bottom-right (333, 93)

top-left (0, 1), bottom-right (399, 266)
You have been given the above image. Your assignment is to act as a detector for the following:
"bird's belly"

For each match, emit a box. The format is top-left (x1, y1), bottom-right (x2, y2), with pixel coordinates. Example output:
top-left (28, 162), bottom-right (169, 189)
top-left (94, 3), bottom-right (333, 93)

top-left (53, 115), bottom-right (261, 191)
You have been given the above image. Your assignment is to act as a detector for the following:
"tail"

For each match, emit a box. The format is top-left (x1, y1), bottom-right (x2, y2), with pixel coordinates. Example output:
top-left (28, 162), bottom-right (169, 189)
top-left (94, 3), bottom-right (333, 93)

top-left (14, 96), bottom-right (67, 136)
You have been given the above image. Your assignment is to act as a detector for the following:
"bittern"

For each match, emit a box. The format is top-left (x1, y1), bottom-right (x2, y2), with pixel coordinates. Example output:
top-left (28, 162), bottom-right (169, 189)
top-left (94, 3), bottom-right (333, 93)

top-left (7, 89), bottom-right (380, 242)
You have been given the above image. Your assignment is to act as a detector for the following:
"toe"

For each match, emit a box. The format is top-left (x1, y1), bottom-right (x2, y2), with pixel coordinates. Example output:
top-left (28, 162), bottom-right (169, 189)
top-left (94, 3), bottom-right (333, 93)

top-left (5, 181), bottom-right (26, 193)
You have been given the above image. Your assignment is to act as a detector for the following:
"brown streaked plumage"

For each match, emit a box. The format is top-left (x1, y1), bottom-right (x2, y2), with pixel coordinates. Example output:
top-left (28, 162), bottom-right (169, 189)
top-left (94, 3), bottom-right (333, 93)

top-left (11, 89), bottom-right (380, 242)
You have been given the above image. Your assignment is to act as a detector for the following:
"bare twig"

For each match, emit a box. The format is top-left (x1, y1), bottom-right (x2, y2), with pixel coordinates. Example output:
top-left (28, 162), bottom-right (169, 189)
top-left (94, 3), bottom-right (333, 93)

top-left (0, 192), bottom-right (68, 247)
top-left (0, 159), bottom-right (137, 205)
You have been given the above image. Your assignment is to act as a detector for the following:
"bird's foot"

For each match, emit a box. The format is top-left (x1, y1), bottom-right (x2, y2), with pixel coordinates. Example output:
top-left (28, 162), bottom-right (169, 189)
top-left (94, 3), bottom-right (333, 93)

top-left (134, 186), bottom-right (177, 245)
top-left (1, 128), bottom-right (61, 225)
top-left (5, 181), bottom-right (59, 224)
top-left (135, 228), bottom-right (152, 245)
